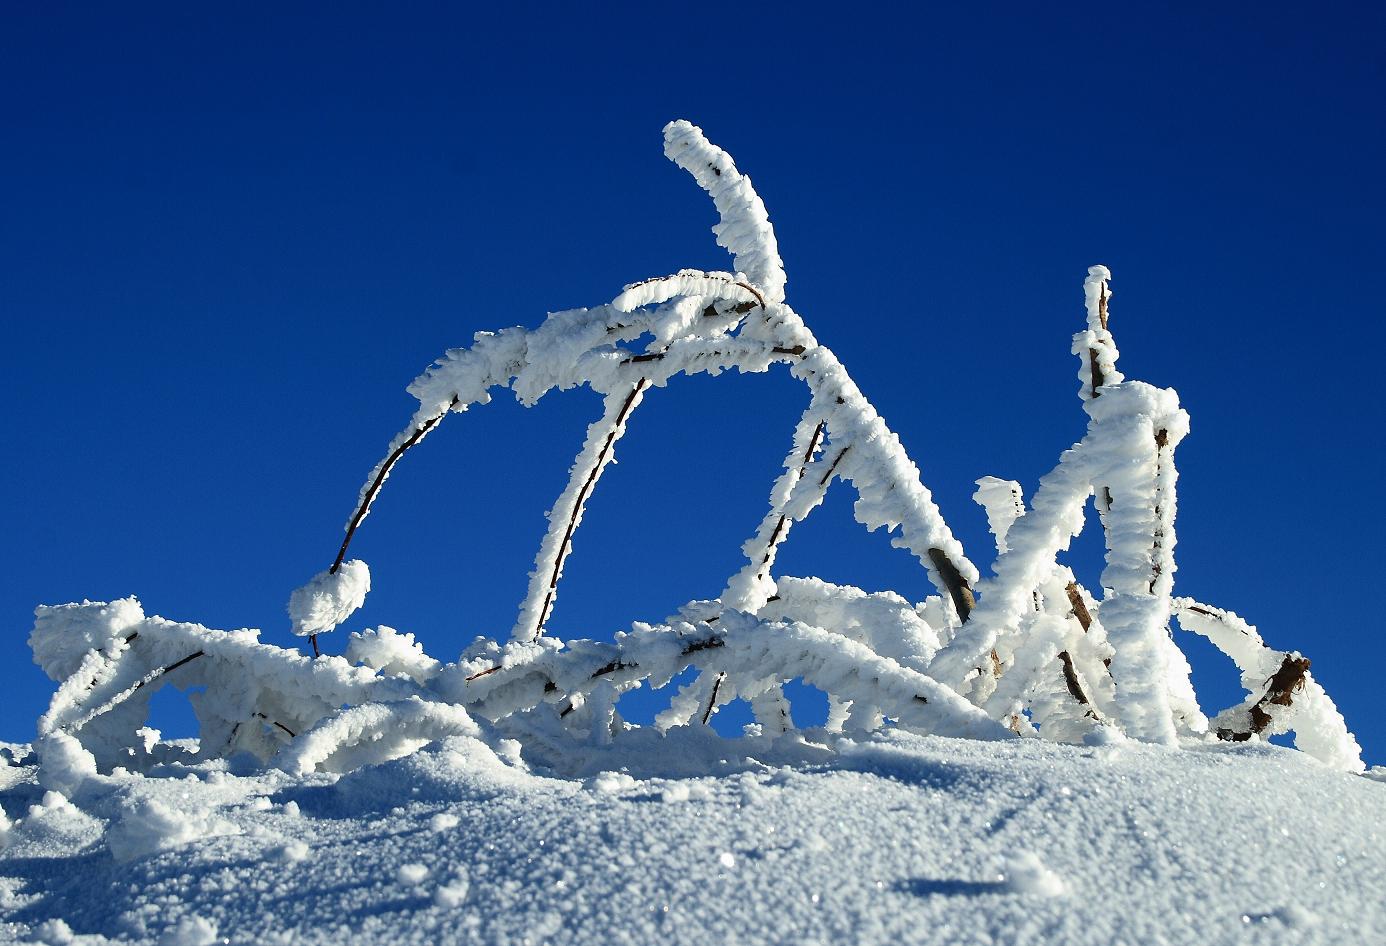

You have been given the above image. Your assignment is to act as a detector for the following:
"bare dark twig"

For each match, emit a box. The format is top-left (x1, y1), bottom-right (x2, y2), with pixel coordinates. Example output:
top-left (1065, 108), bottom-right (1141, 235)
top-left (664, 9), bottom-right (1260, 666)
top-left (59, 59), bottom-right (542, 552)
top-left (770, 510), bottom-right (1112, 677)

top-left (753, 421), bottom-right (827, 580)
top-left (701, 672), bottom-right (726, 725)
top-left (533, 378), bottom-right (650, 637)
top-left (332, 397), bottom-right (459, 576)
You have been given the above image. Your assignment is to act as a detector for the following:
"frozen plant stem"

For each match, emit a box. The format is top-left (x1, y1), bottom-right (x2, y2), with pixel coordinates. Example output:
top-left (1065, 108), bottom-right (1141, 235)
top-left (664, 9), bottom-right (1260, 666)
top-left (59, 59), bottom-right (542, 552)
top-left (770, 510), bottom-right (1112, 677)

top-left (46, 119), bottom-right (1352, 782)
top-left (530, 378), bottom-right (651, 640)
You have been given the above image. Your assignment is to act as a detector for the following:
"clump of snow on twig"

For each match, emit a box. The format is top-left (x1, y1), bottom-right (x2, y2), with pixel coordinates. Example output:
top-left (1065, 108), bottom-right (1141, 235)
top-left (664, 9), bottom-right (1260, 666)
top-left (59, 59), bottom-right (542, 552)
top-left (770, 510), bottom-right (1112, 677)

top-left (287, 560), bottom-right (370, 637)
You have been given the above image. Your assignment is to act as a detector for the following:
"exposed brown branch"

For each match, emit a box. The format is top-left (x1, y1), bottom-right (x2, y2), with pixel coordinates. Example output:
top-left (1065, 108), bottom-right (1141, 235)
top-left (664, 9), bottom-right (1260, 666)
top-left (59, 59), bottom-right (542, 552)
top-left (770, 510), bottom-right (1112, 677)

top-left (1087, 282), bottom-right (1110, 397)
top-left (927, 548), bottom-right (975, 621)
top-left (734, 281), bottom-right (767, 309)
top-left (1064, 581), bottom-right (1093, 632)
top-left (680, 637), bottom-right (726, 656)
top-left (1057, 650), bottom-right (1099, 718)
top-left (1217, 654), bottom-right (1311, 742)
top-left (1089, 349), bottom-right (1106, 395)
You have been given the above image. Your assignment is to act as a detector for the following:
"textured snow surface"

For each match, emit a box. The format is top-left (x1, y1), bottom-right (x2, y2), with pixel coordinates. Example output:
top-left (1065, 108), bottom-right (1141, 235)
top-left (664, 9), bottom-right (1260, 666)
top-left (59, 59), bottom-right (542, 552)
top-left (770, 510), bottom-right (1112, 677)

top-left (2, 733), bottom-right (1383, 946)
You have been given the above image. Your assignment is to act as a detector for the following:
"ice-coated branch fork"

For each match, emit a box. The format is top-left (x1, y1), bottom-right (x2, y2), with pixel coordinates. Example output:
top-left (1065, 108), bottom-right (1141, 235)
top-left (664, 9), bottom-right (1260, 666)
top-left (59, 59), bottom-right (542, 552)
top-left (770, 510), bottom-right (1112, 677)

top-left (27, 120), bottom-right (1365, 786)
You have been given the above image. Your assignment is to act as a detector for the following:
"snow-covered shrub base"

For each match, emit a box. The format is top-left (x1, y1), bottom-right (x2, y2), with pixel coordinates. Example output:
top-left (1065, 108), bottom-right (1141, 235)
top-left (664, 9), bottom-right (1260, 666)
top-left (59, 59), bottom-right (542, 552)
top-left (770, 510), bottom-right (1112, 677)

top-left (24, 120), bottom-right (1364, 796)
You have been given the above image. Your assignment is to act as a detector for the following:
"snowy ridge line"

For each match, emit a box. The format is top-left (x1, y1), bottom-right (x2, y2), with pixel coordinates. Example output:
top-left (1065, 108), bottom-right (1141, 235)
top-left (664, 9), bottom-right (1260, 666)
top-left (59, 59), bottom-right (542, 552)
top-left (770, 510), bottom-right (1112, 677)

top-left (26, 119), bottom-right (1366, 782)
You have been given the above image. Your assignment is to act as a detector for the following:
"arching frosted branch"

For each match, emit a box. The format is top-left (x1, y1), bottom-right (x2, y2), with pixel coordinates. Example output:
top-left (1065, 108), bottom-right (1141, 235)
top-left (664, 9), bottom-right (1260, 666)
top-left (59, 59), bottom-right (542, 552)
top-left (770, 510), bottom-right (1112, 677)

top-left (663, 120), bottom-right (787, 305)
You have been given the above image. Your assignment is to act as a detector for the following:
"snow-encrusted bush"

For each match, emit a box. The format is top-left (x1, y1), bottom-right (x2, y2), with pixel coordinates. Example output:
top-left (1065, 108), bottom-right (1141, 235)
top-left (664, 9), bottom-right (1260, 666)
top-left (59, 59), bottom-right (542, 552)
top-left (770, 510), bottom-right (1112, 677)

top-left (26, 120), bottom-right (1365, 788)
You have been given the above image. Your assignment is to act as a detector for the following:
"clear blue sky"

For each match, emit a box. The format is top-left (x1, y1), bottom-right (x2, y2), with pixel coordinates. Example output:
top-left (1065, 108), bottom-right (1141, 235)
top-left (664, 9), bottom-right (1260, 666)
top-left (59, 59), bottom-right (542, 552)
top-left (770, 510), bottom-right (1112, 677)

top-left (3, 4), bottom-right (1382, 761)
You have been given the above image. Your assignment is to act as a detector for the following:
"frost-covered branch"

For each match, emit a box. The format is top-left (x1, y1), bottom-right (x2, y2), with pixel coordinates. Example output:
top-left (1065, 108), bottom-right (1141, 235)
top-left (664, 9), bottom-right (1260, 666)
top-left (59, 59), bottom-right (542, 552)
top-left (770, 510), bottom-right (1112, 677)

top-left (513, 379), bottom-right (650, 641)
top-left (662, 121), bottom-right (787, 306)
top-left (26, 121), bottom-right (1366, 783)
top-left (1173, 600), bottom-right (1362, 771)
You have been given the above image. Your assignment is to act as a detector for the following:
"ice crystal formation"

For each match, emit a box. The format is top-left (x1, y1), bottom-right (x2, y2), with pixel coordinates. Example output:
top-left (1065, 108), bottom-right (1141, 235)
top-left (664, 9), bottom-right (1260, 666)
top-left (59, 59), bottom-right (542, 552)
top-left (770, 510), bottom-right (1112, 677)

top-left (28, 121), bottom-right (1363, 789)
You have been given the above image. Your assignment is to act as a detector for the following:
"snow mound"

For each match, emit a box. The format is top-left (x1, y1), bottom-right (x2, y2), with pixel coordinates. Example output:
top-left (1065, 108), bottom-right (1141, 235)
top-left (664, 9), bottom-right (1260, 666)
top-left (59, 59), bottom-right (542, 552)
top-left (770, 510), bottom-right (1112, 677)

top-left (1, 733), bottom-right (1382, 945)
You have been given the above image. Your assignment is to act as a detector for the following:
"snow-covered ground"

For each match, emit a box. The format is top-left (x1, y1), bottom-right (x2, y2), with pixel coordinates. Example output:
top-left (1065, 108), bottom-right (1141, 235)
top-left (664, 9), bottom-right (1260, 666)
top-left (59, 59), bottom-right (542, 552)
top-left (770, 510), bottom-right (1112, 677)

top-left (3, 731), bottom-right (1383, 946)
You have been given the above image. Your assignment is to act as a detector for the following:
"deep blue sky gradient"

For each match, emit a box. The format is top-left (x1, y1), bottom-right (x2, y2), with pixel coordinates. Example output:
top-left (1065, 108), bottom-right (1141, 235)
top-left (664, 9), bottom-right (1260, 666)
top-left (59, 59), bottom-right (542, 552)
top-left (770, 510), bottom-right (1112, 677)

top-left (3, 4), bottom-right (1383, 761)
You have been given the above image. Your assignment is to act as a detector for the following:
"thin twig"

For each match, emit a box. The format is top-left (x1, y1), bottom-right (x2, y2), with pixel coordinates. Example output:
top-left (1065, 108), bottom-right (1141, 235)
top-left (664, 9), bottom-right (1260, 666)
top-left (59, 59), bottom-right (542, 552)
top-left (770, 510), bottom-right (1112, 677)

top-left (132, 650), bottom-right (206, 693)
top-left (254, 713), bottom-right (298, 738)
top-left (701, 672), bottom-right (726, 725)
top-left (818, 445), bottom-right (850, 487)
top-left (755, 421), bottom-right (827, 579)
top-left (533, 378), bottom-right (650, 637)
top-left (1148, 428), bottom-right (1169, 593)
top-left (332, 396), bottom-right (460, 575)
top-left (619, 344), bottom-right (804, 367)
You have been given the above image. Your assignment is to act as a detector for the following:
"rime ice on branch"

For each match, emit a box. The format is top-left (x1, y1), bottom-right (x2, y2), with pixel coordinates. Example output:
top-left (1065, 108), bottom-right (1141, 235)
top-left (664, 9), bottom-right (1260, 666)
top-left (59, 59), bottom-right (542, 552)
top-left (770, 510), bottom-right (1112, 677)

top-left (28, 120), bottom-right (1365, 782)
